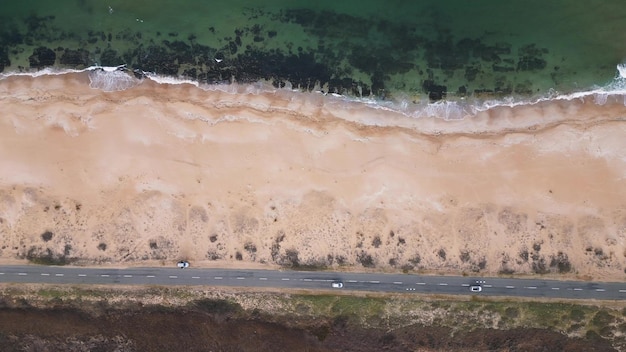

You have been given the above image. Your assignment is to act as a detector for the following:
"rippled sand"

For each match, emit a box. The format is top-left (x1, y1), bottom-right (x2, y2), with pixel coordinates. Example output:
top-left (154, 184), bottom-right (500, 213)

top-left (1, 73), bottom-right (625, 280)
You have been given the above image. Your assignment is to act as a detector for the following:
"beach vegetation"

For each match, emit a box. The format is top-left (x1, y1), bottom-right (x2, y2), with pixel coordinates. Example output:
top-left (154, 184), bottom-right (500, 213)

top-left (40, 231), bottom-right (54, 242)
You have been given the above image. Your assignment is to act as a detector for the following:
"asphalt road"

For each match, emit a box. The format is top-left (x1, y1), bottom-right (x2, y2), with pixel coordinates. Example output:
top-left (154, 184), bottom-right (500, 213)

top-left (0, 265), bottom-right (625, 300)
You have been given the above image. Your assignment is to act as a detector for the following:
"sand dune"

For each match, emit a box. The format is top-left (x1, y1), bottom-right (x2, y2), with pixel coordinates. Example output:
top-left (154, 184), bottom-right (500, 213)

top-left (0, 73), bottom-right (625, 280)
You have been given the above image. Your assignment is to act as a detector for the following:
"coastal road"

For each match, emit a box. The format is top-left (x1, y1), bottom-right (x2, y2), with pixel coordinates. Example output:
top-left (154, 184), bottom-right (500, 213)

top-left (0, 265), bottom-right (625, 300)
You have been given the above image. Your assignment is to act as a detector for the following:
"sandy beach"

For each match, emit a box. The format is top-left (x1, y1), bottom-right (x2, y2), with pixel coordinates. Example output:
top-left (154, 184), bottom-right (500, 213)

top-left (1, 72), bottom-right (625, 281)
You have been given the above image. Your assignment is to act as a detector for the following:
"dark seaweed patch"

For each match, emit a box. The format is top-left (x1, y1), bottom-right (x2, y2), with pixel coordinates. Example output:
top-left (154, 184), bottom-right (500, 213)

top-left (99, 49), bottom-right (123, 66)
top-left (135, 45), bottom-right (180, 75)
top-left (0, 47), bottom-right (10, 72)
top-left (422, 79), bottom-right (447, 102)
top-left (60, 49), bottom-right (89, 67)
top-left (29, 46), bottom-right (56, 68)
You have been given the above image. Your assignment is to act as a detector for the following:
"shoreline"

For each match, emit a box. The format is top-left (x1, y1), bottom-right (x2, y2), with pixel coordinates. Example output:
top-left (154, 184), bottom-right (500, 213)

top-left (3, 66), bottom-right (626, 122)
top-left (0, 73), bottom-right (625, 282)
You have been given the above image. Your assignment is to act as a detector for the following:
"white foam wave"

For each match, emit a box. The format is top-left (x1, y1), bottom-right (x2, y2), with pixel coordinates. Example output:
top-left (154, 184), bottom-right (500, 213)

top-left (617, 63), bottom-right (626, 79)
top-left (0, 64), bottom-right (128, 79)
top-left (88, 69), bottom-right (139, 92)
top-left (143, 73), bottom-right (200, 88)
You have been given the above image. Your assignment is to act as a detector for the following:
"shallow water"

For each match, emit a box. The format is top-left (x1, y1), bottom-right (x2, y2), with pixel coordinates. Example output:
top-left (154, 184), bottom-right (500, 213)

top-left (2, 0), bottom-right (626, 108)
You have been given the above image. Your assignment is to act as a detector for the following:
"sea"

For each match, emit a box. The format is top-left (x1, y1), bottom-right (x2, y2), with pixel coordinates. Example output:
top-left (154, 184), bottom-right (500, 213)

top-left (1, 0), bottom-right (626, 120)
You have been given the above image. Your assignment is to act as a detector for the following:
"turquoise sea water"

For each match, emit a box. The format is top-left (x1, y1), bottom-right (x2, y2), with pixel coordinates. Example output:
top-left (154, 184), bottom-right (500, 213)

top-left (1, 1), bottom-right (626, 108)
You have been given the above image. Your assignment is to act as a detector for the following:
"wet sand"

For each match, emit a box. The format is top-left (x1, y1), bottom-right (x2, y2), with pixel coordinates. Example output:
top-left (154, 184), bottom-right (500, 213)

top-left (0, 73), bottom-right (625, 280)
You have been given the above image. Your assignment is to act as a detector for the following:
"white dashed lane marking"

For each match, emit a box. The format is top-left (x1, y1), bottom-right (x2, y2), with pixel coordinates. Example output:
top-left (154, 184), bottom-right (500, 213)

top-left (4, 270), bottom-right (622, 298)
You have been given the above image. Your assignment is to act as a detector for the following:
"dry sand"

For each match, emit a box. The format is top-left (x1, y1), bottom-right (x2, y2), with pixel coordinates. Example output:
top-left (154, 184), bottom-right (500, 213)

top-left (1, 73), bottom-right (625, 281)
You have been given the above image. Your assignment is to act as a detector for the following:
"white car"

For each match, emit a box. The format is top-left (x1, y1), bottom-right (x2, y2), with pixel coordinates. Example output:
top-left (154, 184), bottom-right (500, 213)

top-left (177, 261), bottom-right (190, 269)
top-left (331, 281), bottom-right (344, 288)
top-left (470, 285), bottom-right (482, 292)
